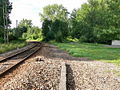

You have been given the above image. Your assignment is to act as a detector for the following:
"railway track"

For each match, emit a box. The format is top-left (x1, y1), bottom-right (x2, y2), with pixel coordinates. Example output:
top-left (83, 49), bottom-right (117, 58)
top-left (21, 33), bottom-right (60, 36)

top-left (0, 43), bottom-right (42, 76)
top-left (0, 43), bottom-right (36, 62)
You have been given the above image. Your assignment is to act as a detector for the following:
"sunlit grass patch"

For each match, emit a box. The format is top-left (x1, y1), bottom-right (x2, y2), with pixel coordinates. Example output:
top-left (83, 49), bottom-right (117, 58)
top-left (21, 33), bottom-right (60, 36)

top-left (52, 42), bottom-right (120, 65)
top-left (102, 59), bottom-right (120, 66)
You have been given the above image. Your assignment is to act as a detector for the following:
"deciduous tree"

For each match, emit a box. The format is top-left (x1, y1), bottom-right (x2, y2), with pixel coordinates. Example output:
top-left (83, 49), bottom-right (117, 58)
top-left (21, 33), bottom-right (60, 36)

top-left (40, 4), bottom-right (69, 42)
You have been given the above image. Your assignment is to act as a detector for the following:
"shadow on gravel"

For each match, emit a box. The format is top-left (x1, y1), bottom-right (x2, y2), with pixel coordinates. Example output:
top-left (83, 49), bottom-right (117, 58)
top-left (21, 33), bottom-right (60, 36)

top-left (66, 64), bottom-right (75, 90)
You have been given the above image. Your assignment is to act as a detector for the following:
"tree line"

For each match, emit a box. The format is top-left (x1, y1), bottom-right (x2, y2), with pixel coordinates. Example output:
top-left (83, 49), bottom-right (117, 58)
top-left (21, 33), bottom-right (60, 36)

top-left (10, 19), bottom-right (42, 41)
top-left (41, 0), bottom-right (120, 44)
top-left (0, 0), bottom-right (120, 44)
top-left (0, 0), bottom-right (42, 42)
top-left (70, 0), bottom-right (120, 44)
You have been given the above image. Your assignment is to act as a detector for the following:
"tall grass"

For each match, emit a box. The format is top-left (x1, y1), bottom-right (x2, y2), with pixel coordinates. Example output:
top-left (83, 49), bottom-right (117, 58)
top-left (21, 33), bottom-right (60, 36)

top-left (0, 41), bottom-right (26, 54)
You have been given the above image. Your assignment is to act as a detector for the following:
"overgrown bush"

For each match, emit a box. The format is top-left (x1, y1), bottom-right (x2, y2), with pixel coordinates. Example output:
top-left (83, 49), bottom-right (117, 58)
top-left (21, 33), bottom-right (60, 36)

top-left (22, 26), bottom-right (43, 41)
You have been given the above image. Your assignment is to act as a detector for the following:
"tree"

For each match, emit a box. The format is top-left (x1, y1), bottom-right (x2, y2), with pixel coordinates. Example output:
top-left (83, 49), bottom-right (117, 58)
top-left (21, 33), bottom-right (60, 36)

top-left (70, 4), bottom-right (91, 41)
top-left (70, 0), bottom-right (120, 44)
top-left (18, 19), bottom-right (32, 32)
top-left (40, 4), bottom-right (68, 22)
top-left (106, 0), bottom-right (120, 40)
top-left (52, 19), bottom-right (68, 42)
top-left (42, 19), bottom-right (54, 41)
top-left (13, 19), bottom-right (33, 38)
top-left (40, 4), bottom-right (69, 42)
top-left (0, 0), bottom-right (12, 43)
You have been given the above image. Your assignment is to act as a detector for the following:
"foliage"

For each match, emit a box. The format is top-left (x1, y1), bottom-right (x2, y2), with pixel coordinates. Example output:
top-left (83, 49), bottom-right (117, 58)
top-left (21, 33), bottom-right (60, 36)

top-left (22, 26), bottom-right (43, 41)
top-left (42, 19), bottom-right (54, 41)
top-left (66, 36), bottom-right (79, 42)
top-left (53, 42), bottom-right (120, 65)
top-left (0, 0), bottom-right (12, 42)
top-left (9, 19), bottom-right (43, 41)
top-left (70, 0), bottom-right (120, 44)
top-left (11, 19), bottom-right (33, 39)
top-left (40, 4), bottom-right (69, 42)
top-left (17, 19), bottom-right (32, 37)
top-left (40, 4), bottom-right (69, 22)
top-left (18, 19), bottom-right (32, 30)
top-left (0, 0), bottom-right (12, 27)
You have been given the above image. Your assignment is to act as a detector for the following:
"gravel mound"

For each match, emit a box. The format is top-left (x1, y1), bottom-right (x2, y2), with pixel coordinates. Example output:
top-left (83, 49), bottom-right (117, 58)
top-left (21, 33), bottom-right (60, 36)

top-left (2, 59), bottom-right (61, 90)
top-left (67, 61), bottom-right (120, 90)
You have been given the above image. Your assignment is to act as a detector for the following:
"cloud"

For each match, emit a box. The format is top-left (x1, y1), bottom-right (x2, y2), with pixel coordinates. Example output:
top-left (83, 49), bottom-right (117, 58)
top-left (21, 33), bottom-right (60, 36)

top-left (10, 0), bottom-right (87, 28)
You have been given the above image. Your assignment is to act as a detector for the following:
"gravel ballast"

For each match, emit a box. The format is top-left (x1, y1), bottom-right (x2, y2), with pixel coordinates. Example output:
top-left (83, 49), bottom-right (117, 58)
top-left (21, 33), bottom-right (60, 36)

top-left (2, 58), bottom-right (61, 90)
top-left (66, 61), bottom-right (120, 90)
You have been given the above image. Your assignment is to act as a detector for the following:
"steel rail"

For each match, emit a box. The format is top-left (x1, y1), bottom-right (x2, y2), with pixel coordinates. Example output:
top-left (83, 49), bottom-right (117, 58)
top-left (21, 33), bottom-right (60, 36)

top-left (0, 43), bottom-right (42, 76)
top-left (0, 44), bottom-right (37, 62)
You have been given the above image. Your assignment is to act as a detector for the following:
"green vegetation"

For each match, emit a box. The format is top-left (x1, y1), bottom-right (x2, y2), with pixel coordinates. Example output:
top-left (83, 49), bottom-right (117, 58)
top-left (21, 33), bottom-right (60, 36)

top-left (12, 19), bottom-right (33, 39)
top-left (10, 19), bottom-right (43, 41)
top-left (53, 42), bottom-right (120, 65)
top-left (0, 0), bottom-right (12, 43)
top-left (40, 4), bottom-right (69, 42)
top-left (1, 0), bottom-right (120, 44)
top-left (104, 60), bottom-right (120, 66)
top-left (0, 41), bottom-right (26, 54)
top-left (70, 0), bottom-right (120, 44)
top-left (22, 26), bottom-right (43, 41)
top-left (40, 0), bottom-right (120, 44)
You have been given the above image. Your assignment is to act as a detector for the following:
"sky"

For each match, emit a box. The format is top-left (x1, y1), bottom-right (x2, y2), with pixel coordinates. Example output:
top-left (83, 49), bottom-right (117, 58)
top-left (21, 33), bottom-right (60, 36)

top-left (10, 0), bottom-right (88, 28)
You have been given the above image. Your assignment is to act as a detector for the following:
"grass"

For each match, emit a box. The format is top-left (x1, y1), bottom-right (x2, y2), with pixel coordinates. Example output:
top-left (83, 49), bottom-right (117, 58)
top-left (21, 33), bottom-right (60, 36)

top-left (0, 41), bottom-right (27, 54)
top-left (52, 42), bottom-right (120, 66)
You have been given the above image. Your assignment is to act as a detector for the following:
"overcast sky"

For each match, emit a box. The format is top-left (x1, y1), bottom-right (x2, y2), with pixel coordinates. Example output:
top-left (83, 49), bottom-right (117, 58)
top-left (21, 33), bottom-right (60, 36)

top-left (10, 0), bottom-right (87, 28)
